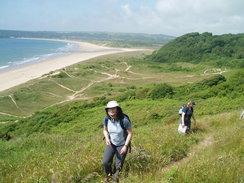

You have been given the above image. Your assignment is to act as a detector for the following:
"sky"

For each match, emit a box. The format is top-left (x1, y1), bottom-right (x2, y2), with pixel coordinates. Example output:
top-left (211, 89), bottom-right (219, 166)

top-left (0, 0), bottom-right (243, 36)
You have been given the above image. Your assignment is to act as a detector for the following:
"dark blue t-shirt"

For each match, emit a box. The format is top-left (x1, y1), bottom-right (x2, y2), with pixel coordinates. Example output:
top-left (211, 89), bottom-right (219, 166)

top-left (182, 107), bottom-right (194, 122)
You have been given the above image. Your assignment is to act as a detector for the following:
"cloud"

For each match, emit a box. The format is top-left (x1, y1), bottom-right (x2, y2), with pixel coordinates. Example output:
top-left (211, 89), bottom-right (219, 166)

top-left (151, 0), bottom-right (244, 35)
top-left (156, 0), bottom-right (183, 14)
top-left (121, 4), bottom-right (132, 16)
top-left (0, 0), bottom-right (243, 36)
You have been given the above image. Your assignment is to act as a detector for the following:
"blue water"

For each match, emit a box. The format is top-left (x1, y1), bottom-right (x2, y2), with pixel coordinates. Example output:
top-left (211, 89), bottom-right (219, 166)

top-left (0, 38), bottom-right (81, 72)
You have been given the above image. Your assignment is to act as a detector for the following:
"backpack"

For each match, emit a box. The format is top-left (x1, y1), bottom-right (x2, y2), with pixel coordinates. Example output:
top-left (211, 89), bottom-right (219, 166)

top-left (104, 113), bottom-right (132, 153)
top-left (178, 105), bottom-right (187, 116)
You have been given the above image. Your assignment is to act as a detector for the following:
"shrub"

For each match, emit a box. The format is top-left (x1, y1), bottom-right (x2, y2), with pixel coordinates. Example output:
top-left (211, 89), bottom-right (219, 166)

top-left (51, 71), bottom-right (68, 78)
top-left (135, 88), bottom-right (150, 99)
top-left (148, 83), bottom-right (174, 100)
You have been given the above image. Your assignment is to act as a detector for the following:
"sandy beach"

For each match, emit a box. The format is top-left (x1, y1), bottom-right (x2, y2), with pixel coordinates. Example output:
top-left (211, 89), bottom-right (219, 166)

top-left (0, 39), bottom-right (138, 92)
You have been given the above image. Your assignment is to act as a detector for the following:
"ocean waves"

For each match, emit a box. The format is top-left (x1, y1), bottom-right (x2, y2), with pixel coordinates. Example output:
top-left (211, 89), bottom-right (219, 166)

top-left (0, 39), bottom-right (80, 72)
top-left (0, 65), bottom-right (10, 70)
top-left (0, 39), bottom-right (81, 72)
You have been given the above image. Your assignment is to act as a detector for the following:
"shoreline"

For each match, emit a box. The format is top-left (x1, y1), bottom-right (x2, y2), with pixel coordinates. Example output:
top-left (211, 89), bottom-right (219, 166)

top-left (18, 37), bottom-right (113, 51)
top-left (0, 38), bottom-right (140, 92)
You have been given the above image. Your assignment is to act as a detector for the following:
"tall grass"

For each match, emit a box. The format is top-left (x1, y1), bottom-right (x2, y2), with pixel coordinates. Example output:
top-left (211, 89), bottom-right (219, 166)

top-left (1, 99), bottom-right (242, 182)
top-left (161, 112), bottom-right (243, 183)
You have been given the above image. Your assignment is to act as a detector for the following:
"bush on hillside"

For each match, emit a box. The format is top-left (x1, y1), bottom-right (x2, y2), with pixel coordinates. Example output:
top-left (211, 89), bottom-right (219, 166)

top-left (228, 70), bottom-right (244, 85)
top-left (93, 96), bottom-right (108, 105)
top-left (117, 91), bottom-right (136, 102)
top-left (190, 71), bottom-right (243, 99)
top-left (51, 71), bottom-right (69, 78)
top-left (175, 75), bottom-right (227, 97)
top-left (135, 88), bottom-right (150, 99)
top-left (211, 58), bottom-right (244, 68)
top-left (199, 74), bottom-right (226, 87)
top-left (146, 32), bottom-right (244, 64)
top-left (148, 83), bottom-right (174, 100)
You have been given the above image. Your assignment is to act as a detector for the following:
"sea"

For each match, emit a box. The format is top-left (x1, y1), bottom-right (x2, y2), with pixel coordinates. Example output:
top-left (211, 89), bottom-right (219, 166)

top-left (0, 38), bottom-right (81, 72)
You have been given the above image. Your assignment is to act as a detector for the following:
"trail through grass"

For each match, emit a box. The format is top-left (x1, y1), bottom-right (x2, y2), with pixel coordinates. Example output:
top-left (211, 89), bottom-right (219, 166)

top-left (0, 50), bottom-right (218, 118)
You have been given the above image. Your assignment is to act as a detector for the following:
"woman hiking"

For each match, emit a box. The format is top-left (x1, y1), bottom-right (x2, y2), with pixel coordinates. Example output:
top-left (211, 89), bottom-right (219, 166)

top-left (102, 101), bottom-right (132, 183)
top-left (181, 101), bottom-right (197, 133)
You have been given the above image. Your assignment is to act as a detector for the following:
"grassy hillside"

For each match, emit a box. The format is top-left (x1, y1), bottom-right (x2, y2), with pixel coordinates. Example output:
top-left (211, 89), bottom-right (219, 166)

top-left (0, 100), bottom-right (242, 183)
top-left (1, 69), bottom-right (243, 137)
top-left (0, 50), bottom-right (219, 118)
top-left (0, 69), bottom-right (243, 182)
top-left (147, 32), bottom-right (244, 67)
top-left (0, 32), bottom-right (243, 182)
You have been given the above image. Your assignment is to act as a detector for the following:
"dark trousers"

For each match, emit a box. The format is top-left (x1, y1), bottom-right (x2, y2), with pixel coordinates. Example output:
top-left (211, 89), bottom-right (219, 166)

top-left (180, 119), bottom-right (191, 131)
top-left (102, 144), bottom-right (127, 175)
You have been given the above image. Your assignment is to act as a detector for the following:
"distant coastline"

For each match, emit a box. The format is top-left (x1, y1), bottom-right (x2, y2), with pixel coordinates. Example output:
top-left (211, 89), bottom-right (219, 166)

top-left (0, 38), bottom-right (141, 92)
top-left (18, 37), bottom-right (112, 51)
top-left (0, 38), bottom-right (80, 72)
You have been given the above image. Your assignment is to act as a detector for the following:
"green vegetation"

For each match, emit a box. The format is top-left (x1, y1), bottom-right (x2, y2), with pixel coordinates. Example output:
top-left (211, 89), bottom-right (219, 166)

top-left (0, 30), bottom-right (174, 48)
top-left (147, 32), bottom-right (244, 68)
top-left (0, 50), bottom-right (217, 117)
top-left (1, 70), bottom-right (243, 136)
top-left (0, 69), bottom-right (243, 182)
top-left (163, 112), bottom-right (242, 183)
top-left (0, 32), bottom-right (243, 182)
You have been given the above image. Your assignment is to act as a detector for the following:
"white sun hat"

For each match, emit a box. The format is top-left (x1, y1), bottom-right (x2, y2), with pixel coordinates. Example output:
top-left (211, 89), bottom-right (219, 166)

top-left (105, 101), bottom-right (120, 109)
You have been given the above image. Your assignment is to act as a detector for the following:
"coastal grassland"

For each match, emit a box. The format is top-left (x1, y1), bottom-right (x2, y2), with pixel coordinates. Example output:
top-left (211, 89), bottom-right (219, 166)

top-left (0, 50), bottom-right (217, 118)
top-left (0, 96), bottom-right (242, 183)
top-left (118, 111), bottom-right (243, 183)
top-left (0, 69), bottom-right (243, 182)
top-left (0, 32), bottom-right (243, 183)
top-left (159, 111), bottom-right (243, 183)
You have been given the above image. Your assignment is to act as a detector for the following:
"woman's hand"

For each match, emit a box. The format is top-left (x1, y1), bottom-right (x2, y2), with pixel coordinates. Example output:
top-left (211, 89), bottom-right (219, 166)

top-left (120, 145), bottom-right (127, 154)
top-left (120, 129), bottom-right (132, 154)
top-left (105, 138), bottom-right (111, 146)
top-left (103, 126), bottom-right (111, 146)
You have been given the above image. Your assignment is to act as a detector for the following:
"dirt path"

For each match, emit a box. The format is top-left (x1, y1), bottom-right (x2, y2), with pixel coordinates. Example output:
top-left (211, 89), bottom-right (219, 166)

top-left (0, 61), bottom-right (156, 117)
top-left (8, 95), bottom-right (20, 109)
top-left (0, 112), bottom-right (20, 118)
top-left (161, 136), bottom-right (214, 179)
top-left (202, 68), bottom-right (227, 76)
top-left (44, 62), bottom-right (156, 107)
top-left (0, 112), bottom-right (22, 124)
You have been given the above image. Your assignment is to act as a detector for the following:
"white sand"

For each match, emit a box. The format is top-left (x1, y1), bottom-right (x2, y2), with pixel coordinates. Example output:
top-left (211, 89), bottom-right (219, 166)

top-left (0, 39), bottom-right (139, 92)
